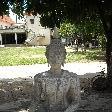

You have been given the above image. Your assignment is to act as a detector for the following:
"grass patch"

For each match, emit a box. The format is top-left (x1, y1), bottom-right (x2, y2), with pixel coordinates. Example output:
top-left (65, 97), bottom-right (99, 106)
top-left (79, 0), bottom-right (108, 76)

top-left (66, 48), bottom-right (105, 63)
top-left (0, 47), bottom-right (47, 66)
top-left (0, 47), bottom-right (105, 66)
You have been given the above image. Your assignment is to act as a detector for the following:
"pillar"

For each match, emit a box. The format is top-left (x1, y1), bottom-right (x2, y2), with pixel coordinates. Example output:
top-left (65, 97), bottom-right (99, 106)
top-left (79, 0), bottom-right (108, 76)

top-left (0, 33), bottom-right (2, 45)
top-left (15, 33), bottom-right (17, 44)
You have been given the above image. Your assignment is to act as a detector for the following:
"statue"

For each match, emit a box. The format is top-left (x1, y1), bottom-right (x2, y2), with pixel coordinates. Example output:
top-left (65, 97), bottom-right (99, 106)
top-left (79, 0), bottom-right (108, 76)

top-left (29, 26), bottom-right (80, 112)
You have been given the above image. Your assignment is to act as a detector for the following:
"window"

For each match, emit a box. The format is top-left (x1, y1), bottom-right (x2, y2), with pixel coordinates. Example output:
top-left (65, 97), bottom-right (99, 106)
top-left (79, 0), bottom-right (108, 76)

top-left (30, 19), bottom-right (34, 24)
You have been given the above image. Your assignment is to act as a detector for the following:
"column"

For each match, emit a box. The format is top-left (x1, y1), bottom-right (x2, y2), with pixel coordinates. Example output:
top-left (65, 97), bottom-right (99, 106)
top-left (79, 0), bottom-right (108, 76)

top-left (15, 33), bottom-right (17, 44)
top-left (0, 33), bottom-right (2, 45)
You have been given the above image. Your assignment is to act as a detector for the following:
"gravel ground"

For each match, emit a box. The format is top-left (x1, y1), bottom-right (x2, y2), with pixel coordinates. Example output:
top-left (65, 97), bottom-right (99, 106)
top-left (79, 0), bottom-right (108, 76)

top-left (0, 62), bottom-right (107, 79)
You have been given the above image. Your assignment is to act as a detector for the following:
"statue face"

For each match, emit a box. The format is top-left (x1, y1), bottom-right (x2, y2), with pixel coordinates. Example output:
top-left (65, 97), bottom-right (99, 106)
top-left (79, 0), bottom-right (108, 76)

top-left (48, 52), bottom-right (64, 66)
top-left (45, 46), bottom-right (66, 67)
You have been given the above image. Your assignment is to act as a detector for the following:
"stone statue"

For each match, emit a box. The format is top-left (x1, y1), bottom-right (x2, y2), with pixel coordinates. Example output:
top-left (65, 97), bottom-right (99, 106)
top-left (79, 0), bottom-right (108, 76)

top-left (29, 27), bottom-right (80, 112)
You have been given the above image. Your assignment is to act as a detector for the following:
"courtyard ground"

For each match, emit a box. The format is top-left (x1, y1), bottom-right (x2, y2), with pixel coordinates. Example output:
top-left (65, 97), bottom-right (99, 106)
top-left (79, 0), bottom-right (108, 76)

top-left (0, 62), bottom-right (111, 112)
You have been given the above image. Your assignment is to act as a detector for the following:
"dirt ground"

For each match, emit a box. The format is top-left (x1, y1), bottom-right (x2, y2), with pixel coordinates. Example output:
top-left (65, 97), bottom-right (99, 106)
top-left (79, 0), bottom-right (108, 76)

top-left (0, 77), bottom-right (111, 112)
top-left (76, 91), bottom-right (112, 112)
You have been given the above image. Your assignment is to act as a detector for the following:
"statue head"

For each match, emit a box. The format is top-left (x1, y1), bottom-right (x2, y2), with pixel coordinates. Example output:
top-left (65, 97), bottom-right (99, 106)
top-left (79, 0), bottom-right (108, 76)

top-left (45, 26), bottom-right (66, 73)
top-left (45, 38), bottom-right (66, 68)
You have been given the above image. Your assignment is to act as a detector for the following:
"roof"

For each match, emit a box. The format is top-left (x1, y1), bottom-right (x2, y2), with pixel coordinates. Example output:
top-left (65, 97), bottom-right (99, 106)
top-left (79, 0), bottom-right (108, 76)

top-left (0, 15), bottom-right (15, 26)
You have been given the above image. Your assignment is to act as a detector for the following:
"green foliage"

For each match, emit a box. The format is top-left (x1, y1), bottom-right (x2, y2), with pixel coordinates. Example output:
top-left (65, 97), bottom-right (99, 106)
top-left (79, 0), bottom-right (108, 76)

top-left (76, 17), bottom-right (104, 42)
top-left (59, 17), bottom-right (104, 46)
top-left (1, 0), bottom-right (112, 29)
top-left (98, 35), bottom-right (106, 50)
top-left (59, 21), bottom-right (75, 38)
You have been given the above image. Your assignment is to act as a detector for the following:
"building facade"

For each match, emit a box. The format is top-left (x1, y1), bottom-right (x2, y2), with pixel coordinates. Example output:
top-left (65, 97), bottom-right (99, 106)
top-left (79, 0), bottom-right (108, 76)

top-left (0, 14), bottom-right (51, 46)
top-left (25, 14), bottom-right (51, 46)
top-left (0, 15), bottom-right (26, 45)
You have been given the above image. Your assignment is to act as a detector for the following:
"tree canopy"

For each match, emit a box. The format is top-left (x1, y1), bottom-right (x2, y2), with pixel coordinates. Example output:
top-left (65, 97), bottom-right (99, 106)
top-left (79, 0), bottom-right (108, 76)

top-left (26, 0), bottom-right (112, 28)
top-left (59, 17), bottom-right (104, 45)
top-left (1, 0), bottom-right (112, 28)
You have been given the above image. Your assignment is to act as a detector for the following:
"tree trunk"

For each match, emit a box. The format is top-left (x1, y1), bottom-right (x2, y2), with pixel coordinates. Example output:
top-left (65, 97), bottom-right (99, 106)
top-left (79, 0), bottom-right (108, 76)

top-left (106, 33), bottom-right (112, 77)
top-left (98, 1), bottom-right (112, 84)
top-left (102, 17), bottom-right (112, 88)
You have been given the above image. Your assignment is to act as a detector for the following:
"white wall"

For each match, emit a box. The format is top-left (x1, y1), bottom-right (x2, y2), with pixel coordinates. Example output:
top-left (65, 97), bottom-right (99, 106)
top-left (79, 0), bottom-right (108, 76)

top-left (25, 14), bottom-right (51, 45)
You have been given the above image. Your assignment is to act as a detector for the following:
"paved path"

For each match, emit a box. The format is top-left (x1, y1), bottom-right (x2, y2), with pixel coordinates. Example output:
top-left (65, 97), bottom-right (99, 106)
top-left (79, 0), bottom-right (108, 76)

top-left (0, 62), bottom-right (107, 79)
